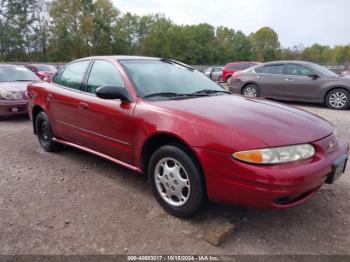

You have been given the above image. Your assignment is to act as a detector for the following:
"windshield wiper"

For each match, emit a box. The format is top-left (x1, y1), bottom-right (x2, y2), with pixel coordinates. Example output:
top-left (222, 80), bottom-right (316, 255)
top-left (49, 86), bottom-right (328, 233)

top-left (143, 92), bottom-right (208, 99)
top-left (160, 58), bottom-right (195, 71)
top-left (192, 89), bottom-right (230, 95)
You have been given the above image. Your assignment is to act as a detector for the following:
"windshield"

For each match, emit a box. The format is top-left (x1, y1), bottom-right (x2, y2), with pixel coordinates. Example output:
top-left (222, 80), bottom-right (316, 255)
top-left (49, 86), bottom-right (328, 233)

top-left (0, 66), bottom-right (41, 82)
top-left (120, 59), bottom-right (226, 99)
top-left (311, 63), bottom-right (338, 77)
top-left (36, 65), bottom-right (57, 72)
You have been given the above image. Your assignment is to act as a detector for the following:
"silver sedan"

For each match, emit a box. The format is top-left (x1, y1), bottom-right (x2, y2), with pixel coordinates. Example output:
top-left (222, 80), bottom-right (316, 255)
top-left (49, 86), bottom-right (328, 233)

top-left (204, 67), bottom-right (222, 82)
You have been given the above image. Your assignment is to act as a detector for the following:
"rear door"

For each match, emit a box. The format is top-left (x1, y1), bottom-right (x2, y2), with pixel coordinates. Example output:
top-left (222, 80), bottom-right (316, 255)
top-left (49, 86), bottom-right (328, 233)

top-left (48, 60), bottom-right (91, 141)
top-left (255, 64), bottom-right (285, 98)
top-left (75, 59), bottom-right (136, 164)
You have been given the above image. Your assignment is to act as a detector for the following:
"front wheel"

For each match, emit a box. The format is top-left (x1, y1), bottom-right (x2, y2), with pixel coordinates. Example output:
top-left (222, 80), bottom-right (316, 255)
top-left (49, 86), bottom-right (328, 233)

top-left (242, 84), bottom-right (260, 98)
top-left (325, 89), bottom-right (350, 110)
top-left (148, 145), bottom-right (205, 218)
top-left (35, 111), bottom-right (61, 152)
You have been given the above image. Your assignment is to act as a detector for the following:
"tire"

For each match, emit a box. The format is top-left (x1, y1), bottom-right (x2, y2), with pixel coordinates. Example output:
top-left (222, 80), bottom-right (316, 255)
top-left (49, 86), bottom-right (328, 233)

top-left (148, 144), bottom-right (205, 218)
top-left (35, 111), bottom-right (61, 152)
top-left (325, 89), bottom-right (350, 110)
top-left (242, 84), bottom-right (260, 98)
top-left (225, 76), bottom-right (231, 84)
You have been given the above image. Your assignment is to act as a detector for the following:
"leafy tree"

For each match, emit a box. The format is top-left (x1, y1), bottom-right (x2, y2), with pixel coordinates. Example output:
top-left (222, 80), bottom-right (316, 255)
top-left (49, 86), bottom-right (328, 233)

top-left (251, 27), bottom-right (280, 62)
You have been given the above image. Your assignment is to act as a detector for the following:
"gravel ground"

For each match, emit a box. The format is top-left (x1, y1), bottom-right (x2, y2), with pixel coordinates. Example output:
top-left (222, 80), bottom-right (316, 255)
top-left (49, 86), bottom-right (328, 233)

top-left (0, 103), bottom-right (349, 255)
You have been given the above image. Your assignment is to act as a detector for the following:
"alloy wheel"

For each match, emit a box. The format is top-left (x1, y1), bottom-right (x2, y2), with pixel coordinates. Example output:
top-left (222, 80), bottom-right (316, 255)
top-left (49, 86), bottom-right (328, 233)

top-left (329, 91), bottom-right (348, 109)
top-left (243, 86), bottom-right (258, 97)
top-left (154, 157), bottom-right (191, 207)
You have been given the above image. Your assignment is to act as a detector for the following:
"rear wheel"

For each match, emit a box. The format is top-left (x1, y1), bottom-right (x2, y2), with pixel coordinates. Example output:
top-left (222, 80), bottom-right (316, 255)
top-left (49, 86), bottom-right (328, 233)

top-left (35, 111), bottom-right (61, 152)
top-left (242, 84), bottom-right (260, 98)
top-left (325, 89), bottom-right (350, 110)
top-left (148, 145), bottom-right (205, 218)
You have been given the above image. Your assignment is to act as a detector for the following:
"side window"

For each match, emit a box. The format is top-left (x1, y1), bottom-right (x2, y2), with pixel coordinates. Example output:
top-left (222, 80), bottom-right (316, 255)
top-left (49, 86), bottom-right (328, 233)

top-left (86, 60), bottom-right (124, 94)
top-left (261, 64), bottom-right (284, 75)
top-left (286, 64), bottom-right (313, 76)
top-left (52, 68), bottom-right (64, 84)
top-left (229, 64), bottom-right (240, 70)
top-left (240, 64), bottom-right (251, 70)
top-left (55, 60), bottom-right (90, 90)
top-left (254, 66), bottom-right (263, 73)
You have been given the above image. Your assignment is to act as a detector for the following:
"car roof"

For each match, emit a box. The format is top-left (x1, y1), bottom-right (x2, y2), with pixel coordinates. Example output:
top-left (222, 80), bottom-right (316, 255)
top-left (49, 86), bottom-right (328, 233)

top-left (74, 55), bottom-right (160, 62)
top-left (262, 60), bottom-right (313, 66)
top-left (227, 61), bottom-right (259, 65)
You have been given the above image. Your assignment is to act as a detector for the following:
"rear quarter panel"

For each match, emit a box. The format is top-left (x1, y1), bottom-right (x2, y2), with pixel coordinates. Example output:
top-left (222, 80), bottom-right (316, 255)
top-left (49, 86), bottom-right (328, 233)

top-left (27, 82), bottom-right (50, 120)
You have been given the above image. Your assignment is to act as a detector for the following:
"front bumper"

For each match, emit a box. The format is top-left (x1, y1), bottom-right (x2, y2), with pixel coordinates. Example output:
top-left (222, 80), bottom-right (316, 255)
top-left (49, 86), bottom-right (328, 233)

top-left (0, 100), bottom-right (28, 117)
top-left (195, 135), bottom-right (349, 209)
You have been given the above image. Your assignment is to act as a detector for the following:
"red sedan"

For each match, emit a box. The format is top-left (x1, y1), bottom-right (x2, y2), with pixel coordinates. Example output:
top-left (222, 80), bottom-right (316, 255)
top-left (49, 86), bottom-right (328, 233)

top-left (221, 61), bottom-right (259, 83)
top-left (26, 64), bottom-right (57, 82)
top-left (27, 56), bottom-right (348, 218)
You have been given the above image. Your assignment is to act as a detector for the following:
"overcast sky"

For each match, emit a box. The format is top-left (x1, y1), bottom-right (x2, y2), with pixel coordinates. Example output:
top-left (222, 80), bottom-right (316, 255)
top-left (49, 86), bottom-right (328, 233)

top-left (114, 0), bottom-right (350, 48)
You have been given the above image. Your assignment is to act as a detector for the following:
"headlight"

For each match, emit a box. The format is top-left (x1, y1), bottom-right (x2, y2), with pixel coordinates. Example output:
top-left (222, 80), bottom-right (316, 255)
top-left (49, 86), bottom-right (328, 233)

top-left (0, 89), bottom-right (22, 100)
top-left (233, 144), bottom-right (315, 164)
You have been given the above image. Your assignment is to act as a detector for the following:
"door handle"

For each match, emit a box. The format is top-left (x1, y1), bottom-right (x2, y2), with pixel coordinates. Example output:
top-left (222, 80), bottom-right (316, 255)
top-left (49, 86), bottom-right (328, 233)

top-left (257, 75), bottom-right (264, 79)
top-left (79, 102), bottom-right (88, 110)
top-left (284, 78), bottom-right (293, 82)
top-left (47, 93), bottom-right (53, 101)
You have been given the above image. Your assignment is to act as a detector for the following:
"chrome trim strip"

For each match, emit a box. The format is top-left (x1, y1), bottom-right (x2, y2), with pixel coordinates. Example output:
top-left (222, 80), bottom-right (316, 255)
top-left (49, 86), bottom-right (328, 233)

top-left (53, 137), bottom-right (141, 173)
top-left (55, 120), bottom-right (131, 146)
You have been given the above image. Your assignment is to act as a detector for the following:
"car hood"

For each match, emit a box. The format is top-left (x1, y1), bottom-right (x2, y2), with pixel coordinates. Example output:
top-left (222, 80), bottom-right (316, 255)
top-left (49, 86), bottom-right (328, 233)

top-left (152, 95), bottom-right (333, 149)
top-left (0, 82), bottom-right (31, 92)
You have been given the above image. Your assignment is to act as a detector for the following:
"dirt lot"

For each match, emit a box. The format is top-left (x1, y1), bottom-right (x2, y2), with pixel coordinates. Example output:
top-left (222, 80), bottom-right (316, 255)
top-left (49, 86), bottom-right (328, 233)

top-left (0, 103), bottom-right (349, 255)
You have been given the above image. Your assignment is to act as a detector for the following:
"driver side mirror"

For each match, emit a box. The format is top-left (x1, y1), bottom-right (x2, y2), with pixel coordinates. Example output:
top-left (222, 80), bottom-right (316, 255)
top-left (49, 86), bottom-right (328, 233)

top-left (308, 73), bottom-right (319, 79)
top-left (95, 85), bottom-right (131, 102)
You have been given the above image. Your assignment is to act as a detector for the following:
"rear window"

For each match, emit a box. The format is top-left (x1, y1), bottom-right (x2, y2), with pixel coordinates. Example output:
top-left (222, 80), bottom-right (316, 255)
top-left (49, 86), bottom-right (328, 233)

top-left (261, 64), bottom-right (284, 74)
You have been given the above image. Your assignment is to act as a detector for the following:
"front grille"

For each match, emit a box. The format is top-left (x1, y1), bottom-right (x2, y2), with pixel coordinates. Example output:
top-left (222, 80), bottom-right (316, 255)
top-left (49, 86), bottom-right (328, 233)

top-left (7, 107), bottom-right (26, 112)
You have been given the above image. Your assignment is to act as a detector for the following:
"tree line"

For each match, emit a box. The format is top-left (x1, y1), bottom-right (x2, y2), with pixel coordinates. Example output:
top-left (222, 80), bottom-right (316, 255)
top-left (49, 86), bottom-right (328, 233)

top-left (1, 0), bottom-right (350, 65)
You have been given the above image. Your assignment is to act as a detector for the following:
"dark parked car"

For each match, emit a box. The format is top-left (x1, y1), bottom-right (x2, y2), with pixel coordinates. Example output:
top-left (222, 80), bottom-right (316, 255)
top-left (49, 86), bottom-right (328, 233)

top-left (221, 61), bottom-right (259, 83)
top-left (229, 61), bottom-right (350, 110)
top-left (204, 66), bottom-right (223, 81)
top-left (26, 64), bottom-right (57, 82)
top-left (0, 65), bottom-right (40, 118)
top-left (27, 56), bottom-right (348, 218)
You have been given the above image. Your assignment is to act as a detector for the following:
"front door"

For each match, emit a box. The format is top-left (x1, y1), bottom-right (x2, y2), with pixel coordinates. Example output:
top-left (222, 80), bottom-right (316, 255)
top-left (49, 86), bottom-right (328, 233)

top-left (75, 59), bottom-right (136, 164)
top-left (282, 63), bottom-right (321, 101)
